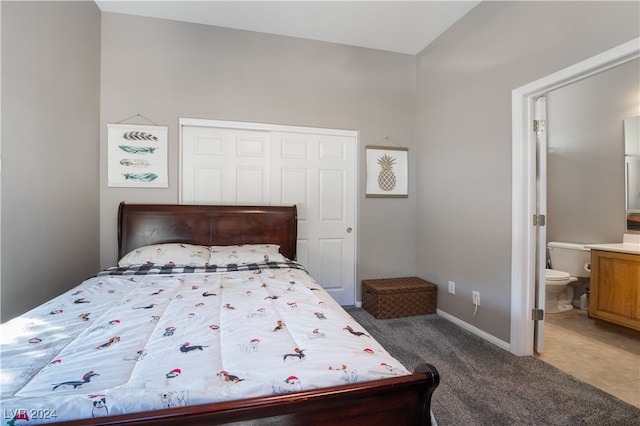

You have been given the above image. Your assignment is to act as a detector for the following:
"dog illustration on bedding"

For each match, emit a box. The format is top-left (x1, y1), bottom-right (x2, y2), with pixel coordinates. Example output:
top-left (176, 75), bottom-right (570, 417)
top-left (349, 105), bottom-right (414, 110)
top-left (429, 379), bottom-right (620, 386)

top-left (90, 394), bottom-right (109, 417)
top-left (158, 390), bottom-right (189, 408)
top-left (329, 364), bottom-right (359, 383)
top-left (239, 338), bottom-right (261, 353)
top-left (307, 328), bottom-right (326, 339)
top-left (247, 307), bottom-right (267, 318)
top-left (272, 375), bottom-right (302, 394)
top-left (179, 341), bottom-right (208, 353)
top-left (217, 371), bottom-right (245, 383)
top-left (282, 347), bottom-right (306, 361)
top-left (96, 336), bottom-right (120, 349)
top-left (52, 370), bottom-right (100, 391)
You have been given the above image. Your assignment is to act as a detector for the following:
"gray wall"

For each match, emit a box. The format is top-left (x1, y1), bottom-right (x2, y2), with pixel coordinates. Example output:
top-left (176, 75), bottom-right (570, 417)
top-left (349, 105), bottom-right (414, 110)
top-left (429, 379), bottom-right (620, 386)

top-left (1, 1), bottom-right (101, 321)
top-left (547, 58), bottom-right (640, 244)
top-left (99, 12), bottom-right (418, 295)
top-left (415, 1), bottom-right (640, 342)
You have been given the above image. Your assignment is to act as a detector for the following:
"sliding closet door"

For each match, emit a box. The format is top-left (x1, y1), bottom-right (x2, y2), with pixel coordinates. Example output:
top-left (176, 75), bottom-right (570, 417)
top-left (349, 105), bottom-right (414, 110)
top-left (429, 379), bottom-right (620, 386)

top-left (270, 131), bottom-right (356, 305)
top-left (179, 119), bottom-right (357, 305)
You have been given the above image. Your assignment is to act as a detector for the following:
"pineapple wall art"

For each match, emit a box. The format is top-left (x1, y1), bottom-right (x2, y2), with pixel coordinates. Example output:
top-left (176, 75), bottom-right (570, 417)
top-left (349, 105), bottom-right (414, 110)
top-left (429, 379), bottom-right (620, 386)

top-left (365, 145), bottom-right (408, 197)
top-left (107, 123), bottom-right (169, 188)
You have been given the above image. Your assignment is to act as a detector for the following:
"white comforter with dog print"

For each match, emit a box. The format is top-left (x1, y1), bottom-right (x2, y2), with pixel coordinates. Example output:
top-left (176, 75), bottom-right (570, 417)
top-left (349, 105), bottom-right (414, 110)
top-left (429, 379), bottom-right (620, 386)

top-left (0, 262), bottom-right (409, 424)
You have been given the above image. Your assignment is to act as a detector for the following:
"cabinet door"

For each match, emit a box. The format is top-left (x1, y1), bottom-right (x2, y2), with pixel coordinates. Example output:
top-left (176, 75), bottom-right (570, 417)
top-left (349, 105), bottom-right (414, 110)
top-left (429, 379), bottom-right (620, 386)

top-left (590, 250), bottom-right (640, 331)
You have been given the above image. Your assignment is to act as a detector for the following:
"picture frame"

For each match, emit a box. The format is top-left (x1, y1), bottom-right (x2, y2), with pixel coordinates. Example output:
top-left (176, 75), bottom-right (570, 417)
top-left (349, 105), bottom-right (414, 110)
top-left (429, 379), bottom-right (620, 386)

top-left (365, 145), bottom-right (408, 198)
top-left (107, 123), bottom-right (169, 188)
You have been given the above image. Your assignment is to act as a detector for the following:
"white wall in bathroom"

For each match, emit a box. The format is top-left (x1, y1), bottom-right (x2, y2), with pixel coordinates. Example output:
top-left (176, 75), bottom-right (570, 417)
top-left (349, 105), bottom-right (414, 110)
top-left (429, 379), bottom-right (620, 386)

top-left (546, 58), bottom-right (640, 246)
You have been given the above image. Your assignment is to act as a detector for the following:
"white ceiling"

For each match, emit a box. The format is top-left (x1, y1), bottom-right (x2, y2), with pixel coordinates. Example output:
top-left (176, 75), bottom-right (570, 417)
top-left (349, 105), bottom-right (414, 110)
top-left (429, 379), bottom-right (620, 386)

top-left (95, 1), bottom-right (480, 55)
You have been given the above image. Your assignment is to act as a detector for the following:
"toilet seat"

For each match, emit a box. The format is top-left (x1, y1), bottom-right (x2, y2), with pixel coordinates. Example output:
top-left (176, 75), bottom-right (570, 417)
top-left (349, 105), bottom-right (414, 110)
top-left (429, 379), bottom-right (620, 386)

top-left (545, 268), bottom-right (571, 281)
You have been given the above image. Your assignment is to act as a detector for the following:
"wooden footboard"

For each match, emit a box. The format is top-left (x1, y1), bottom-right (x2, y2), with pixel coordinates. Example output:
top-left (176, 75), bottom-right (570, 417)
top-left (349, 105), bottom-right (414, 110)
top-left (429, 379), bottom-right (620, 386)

top-left (56, 364), bottom-right (439, 426)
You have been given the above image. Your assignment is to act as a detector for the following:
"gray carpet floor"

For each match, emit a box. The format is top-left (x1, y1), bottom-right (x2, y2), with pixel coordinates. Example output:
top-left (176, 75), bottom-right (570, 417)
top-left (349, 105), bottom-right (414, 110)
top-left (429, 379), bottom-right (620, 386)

top-left (344, 307), bottom-right (640, 426)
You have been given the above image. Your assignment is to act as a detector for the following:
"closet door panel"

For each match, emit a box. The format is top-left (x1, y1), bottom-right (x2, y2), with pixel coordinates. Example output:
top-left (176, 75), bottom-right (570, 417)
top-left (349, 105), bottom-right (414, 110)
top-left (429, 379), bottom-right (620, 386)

top-left (182, 126), bottom-right (270, 204)
top-left (194, 166), bottom-right (224, 203)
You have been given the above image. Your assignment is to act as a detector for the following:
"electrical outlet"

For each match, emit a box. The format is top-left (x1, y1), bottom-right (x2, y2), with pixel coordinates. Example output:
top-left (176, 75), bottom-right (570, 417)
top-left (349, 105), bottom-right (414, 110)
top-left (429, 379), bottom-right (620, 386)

top-left (472, 291), bottom-right (480, 306)
top-left (448, 281), bottom-right (455, 295)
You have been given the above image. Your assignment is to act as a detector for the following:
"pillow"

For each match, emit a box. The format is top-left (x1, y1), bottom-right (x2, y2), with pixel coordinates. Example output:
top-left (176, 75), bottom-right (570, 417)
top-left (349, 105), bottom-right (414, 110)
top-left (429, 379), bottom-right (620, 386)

top-left (208, 244), bottom-right (287, 266)
top-left (118, 243), bottom-right (211, 267)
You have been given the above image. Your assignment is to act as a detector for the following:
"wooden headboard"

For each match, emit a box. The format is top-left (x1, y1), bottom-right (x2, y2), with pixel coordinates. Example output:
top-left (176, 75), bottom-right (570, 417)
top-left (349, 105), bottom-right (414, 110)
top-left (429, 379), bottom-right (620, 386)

top-left (118, 203), bottom-right (298, 261)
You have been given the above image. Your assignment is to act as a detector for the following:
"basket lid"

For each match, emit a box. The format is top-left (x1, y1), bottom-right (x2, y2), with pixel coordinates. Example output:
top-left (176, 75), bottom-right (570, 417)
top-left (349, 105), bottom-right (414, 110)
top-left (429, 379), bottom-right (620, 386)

top-left (364, 277), bottom-right (435, 294)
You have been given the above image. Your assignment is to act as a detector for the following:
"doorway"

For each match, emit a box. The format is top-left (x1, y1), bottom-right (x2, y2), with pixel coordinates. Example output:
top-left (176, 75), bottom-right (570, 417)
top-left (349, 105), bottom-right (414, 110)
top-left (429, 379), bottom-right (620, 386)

top-left (510, 38), bottom-right (640, 356)
top-left (534, 56), bottom-right (640, 407)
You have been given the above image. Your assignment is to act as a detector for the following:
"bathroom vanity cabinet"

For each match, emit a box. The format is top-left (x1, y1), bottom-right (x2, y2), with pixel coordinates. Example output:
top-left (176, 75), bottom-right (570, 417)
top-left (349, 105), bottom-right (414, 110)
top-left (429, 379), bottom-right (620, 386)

top-left (589, 249), bottom-right (640, 331)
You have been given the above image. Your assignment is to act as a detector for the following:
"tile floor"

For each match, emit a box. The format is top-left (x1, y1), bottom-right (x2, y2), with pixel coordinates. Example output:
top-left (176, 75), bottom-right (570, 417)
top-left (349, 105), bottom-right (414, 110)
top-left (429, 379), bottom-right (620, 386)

top-left (537, 309), bottom-right (640, 409)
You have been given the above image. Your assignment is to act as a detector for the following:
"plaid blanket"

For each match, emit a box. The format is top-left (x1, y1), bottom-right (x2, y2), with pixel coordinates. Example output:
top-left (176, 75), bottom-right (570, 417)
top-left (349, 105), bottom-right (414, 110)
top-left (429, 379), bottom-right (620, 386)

top-left (97, 260), bottom-right (308, 276)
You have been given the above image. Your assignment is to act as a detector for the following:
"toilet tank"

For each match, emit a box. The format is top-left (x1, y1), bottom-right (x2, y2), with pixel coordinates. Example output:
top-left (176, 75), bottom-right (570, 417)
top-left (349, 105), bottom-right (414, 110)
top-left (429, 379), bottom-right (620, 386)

top-left (547, 242), bottom-right (591, 277)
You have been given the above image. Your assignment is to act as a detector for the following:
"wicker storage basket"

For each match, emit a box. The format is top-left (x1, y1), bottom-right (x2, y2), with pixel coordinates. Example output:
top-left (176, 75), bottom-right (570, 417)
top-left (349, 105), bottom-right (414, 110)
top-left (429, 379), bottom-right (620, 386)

top-left (362, 277), bottom-right (437, 319)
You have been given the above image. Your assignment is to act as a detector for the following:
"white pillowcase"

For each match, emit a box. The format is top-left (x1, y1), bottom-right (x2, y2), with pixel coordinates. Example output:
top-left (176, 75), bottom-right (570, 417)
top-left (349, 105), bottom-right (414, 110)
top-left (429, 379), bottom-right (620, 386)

top-left (208, 244), bottom-right (287, 266)
top-left (118, 243), bottom-right (211, 267)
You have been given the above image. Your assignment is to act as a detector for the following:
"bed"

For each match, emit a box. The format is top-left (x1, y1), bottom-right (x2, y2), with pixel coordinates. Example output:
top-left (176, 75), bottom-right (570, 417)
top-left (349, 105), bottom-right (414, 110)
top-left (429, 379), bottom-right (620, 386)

top-left (1, 203), bottom-right (439, 425)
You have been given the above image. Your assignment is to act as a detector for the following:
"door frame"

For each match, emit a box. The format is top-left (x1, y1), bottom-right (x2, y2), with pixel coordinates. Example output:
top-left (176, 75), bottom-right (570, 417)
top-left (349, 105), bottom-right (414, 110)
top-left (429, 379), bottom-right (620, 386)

top-left (533, 96), bottom-right (547, 354)
top-left (510, 38), bottom-right (640, 356)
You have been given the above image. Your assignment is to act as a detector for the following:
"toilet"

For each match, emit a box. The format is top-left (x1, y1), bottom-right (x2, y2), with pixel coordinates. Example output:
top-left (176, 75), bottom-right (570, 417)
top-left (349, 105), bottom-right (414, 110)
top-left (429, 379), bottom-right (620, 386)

top-left (545, 242), bottom-right (591, 314)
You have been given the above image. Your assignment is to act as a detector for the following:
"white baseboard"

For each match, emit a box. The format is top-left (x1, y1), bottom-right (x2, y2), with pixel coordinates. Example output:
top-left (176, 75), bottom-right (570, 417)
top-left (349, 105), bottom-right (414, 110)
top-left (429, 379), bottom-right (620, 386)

top-left (436, 309), bottom-right (511, 352)
top-left (354, 301), bottom-right (362, 308)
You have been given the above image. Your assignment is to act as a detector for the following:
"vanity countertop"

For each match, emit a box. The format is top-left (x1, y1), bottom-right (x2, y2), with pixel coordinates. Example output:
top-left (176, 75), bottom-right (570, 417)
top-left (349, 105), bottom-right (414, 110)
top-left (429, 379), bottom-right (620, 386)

top-left (586, 234), bottom-right (640, 255)
top-left (585, 243), bottom-right (640, 255)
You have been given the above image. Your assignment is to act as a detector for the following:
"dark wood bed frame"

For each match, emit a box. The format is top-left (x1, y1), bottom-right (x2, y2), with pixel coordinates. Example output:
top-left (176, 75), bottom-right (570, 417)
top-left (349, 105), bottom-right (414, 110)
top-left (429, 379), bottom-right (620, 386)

top-left (60, 202), bottom-right (439, 426)
top-left (117, 203), bottom-right (299, 261)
